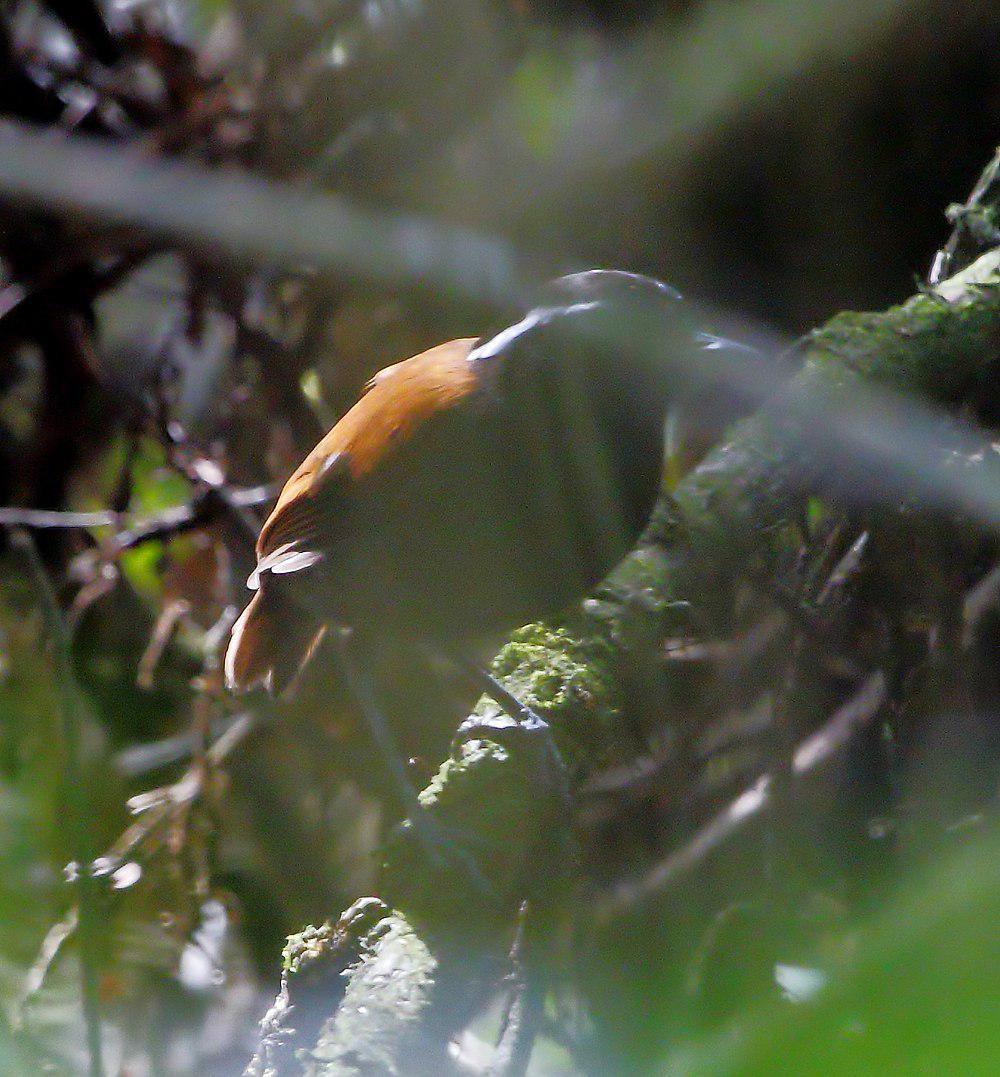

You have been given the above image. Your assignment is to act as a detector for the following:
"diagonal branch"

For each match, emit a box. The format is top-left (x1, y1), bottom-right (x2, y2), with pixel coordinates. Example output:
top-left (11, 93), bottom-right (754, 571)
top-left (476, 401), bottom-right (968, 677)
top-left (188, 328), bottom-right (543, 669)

top-left (0, 483), bottom-right (273, 547)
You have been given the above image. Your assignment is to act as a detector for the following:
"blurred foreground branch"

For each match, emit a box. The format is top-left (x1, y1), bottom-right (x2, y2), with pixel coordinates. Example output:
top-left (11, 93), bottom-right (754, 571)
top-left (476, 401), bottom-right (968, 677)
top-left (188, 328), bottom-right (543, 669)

top-left (10, 531), bottom-right (105, 1075)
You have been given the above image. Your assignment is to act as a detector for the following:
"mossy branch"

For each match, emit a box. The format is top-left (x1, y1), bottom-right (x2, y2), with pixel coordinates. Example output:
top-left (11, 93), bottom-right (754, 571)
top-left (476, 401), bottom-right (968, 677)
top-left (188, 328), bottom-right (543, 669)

top-left (247, 239), bottom-right (1000, 1076)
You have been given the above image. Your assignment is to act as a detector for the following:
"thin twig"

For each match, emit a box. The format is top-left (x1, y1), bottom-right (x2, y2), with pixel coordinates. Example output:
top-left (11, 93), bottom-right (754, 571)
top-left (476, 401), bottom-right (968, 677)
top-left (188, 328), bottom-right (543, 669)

top-left (0, 483), bottom-right (272, 544)
top-left (112, 707), bottom-right (255, 778)
top-left (0, 507), bottom-right (120, 528)
top-left (12, 907), bottom-right (79, 1031)
top-left (490, 900), bottom-right (543, 1077)
top-left (101, 709), bottom-right (262, 873)
top-left (597, 672), bottom-right (888, 919)
top-left (928, 144), bottom-right (1000, 284)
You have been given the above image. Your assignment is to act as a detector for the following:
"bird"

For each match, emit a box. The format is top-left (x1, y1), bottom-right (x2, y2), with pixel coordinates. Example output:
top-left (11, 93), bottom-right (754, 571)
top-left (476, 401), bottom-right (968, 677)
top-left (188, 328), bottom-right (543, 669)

top-left (225, 270), bottom-right (755, 700)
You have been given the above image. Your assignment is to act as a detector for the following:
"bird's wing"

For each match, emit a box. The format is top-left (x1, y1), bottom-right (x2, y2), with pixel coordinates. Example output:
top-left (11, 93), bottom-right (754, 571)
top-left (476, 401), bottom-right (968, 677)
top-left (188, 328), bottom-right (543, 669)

top-left (255, 336), bottom-right (480, 562)
top-left (226, 337), bottom-right (481, 695)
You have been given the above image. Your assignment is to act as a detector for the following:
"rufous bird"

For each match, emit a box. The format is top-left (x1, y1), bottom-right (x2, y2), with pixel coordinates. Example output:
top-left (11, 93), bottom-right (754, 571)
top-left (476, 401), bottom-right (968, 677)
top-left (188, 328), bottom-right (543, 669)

top-left (225, 270), bottom-right (753, 698)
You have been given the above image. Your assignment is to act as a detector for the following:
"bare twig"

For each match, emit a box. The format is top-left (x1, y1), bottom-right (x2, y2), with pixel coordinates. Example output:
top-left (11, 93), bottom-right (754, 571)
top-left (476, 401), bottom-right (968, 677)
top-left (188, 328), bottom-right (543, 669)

top-left (100, 709), bottom-right (261, 873)
top-left (113, 707), bottom-right (253, 778)
top-left (490, 900), bottom-right (542, 1077)
top-left (12, 907), bottom-right (79, 1031)
top-left (0, 507), bottom-right (120, 528)
top-left (928, 144), bottom-right (1000, 284)
top-left (597, 672), bottom-right (888, 919)
top-left (136, 598), bottom-right (191, 689)
top-left (0, 483), bottom-right (272, 544)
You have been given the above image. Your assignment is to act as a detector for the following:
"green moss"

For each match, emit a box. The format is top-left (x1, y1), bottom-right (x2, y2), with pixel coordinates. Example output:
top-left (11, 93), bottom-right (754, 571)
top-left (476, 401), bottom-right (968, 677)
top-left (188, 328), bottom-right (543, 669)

top-left (383, 720), bottom-right (572, 929)
top-left (481, 624), bottom-right (623, 770)
top-left (313, 917), bottom-right (437, 1043)
top-left (307, 914), bottom-right (439, 1075)
top-left (281, 899), bottom-right (391, 979)
top-left (282, 921), bottom-right (336, 975)
top-left (489, 625), bottom-right (616, 711)
top-left (664, 281), bottom-right (1000, 598)
top-left (415, 737), bottom-right (511, 816)
top-left (809, 288), bottom-right (1000, 401)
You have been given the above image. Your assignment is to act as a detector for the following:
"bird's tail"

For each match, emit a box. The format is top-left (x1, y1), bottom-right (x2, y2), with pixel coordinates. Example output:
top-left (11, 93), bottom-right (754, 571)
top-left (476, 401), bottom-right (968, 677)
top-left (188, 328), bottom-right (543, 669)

top-left (225, 585), bottom-right (325, 695)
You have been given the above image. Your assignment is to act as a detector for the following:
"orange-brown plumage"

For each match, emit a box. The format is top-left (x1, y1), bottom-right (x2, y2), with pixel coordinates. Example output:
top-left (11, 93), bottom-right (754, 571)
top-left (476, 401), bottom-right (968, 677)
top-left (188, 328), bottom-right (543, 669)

top-left (259, 338), bottom-right (479, 550)
top-left (227, 336), bottom-right (481, 692)
top-left (225, 271), bottom-right (755, 697)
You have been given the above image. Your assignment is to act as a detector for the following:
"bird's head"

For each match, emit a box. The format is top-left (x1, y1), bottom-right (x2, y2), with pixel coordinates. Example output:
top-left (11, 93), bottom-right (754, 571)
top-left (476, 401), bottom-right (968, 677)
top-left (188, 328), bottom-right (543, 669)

top-left (534, 269), bottom-right (759, 410)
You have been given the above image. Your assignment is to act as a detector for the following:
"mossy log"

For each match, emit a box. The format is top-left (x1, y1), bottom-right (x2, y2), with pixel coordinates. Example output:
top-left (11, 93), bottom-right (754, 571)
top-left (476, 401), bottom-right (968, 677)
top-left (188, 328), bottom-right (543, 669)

top-left (247, 242), bottom-right (1000, 1074)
